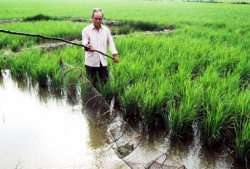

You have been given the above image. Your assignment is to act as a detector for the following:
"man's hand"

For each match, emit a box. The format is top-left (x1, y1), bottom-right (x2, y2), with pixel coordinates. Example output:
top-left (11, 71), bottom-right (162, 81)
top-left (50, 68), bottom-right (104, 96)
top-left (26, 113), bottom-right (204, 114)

top-left (113, 55), bottom-right (119, 63)
top-left (85, 44), bottom-right (94, 52)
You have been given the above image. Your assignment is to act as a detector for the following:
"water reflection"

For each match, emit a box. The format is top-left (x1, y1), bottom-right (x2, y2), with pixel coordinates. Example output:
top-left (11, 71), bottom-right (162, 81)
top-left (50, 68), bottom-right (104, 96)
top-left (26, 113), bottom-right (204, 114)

top-left (0, 70), bottom-right (127, 169)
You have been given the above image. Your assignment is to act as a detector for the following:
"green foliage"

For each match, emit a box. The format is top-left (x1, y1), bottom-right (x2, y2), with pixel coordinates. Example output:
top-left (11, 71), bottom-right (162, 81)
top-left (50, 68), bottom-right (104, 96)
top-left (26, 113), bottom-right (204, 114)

top-left (235, 119), bottom-right (250, 162)
top-left (23, 14), bottom-right (53, 21)
top-left (121, 21), bottom-right (159, 31)
top-left (0, 55), bottom-right (6, 70)
top-left (9, 39), bottom-right (20, 52)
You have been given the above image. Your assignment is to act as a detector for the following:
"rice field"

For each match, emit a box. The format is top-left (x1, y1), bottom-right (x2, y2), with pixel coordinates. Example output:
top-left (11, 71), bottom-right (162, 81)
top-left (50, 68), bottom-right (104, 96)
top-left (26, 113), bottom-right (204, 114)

top-left (0, 0), bottom-right (250, 165)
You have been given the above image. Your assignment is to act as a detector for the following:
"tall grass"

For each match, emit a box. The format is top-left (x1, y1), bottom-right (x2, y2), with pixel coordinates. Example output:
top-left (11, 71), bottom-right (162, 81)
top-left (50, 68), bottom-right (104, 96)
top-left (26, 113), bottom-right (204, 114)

top-left (235, 120), bottom-right (250, 162)
top-left (0, 55), bottom-right (5, 70)
top-left (233, 92), bottom-right (250, 162)
top-left (164, 79), bottom-right (201, 138)
top-left (5, 46), bottom-right (83, 87)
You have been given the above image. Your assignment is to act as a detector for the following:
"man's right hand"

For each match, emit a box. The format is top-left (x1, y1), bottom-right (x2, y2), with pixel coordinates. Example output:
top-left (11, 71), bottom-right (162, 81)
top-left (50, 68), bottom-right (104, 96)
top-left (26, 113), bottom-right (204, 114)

top-left (86, 44), bottom-right (94, 52)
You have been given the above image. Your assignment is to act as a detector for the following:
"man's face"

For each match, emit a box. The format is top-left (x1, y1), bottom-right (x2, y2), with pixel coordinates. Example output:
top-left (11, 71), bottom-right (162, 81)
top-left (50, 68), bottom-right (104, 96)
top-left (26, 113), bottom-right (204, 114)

top-left (92, 11), bottom-right (103, 28)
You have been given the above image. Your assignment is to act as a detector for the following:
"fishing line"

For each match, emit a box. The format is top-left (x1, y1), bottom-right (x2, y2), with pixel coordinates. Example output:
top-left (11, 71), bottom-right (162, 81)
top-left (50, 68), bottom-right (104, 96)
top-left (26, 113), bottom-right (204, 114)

top-left (0, 29), bottom-right (114, 59)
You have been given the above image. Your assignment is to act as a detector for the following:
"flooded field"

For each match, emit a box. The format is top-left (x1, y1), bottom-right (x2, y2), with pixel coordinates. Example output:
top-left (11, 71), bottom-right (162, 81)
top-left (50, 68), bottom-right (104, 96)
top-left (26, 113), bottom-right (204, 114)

top-left (0, 70), bottom-right (245, 169)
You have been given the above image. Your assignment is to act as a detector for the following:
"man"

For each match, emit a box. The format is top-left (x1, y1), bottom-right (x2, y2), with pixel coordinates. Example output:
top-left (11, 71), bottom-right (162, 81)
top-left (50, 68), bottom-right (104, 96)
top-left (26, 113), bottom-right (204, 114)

top-left (82, 8), bottom-right (119, 87)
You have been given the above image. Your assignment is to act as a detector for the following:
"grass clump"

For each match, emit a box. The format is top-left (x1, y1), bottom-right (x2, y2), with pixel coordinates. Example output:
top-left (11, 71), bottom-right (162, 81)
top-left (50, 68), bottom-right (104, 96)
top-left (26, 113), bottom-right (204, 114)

top-left (111, 20), bottom-right (172, 35)
top-left (23, 14), bottom-right (54, 21)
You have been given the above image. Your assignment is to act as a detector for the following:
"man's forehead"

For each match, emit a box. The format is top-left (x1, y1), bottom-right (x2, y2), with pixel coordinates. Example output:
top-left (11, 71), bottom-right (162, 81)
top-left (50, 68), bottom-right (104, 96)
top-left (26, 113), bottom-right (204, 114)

top-left (93, 11), bottom-right (102, 17)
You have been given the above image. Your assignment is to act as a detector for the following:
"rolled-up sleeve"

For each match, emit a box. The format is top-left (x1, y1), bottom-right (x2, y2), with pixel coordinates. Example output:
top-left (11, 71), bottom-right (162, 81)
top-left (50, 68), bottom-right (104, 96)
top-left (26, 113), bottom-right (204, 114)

top-left (107, 29), bottom-right (118, 55)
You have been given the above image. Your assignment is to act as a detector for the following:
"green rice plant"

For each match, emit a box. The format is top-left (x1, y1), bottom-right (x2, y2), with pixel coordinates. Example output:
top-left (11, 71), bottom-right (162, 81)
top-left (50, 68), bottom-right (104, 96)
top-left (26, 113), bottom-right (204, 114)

top-left (215, 58), bottom-right (239, 78)
top-left (0, 34), bottom-right (9, 49)
top-left (43, 47), bottom-right (82, 87)
top-left (233, 92), bottom-right (250, 162)
top-left (0, 56), bottom-right (6, 70)
top-left (202, 89), bottom-right (230, 147)
top-left (199, 68), bottom-right (240, 146)
top-left (30, 63), bottom-right (49, 87)
top-left (114, 24), bottom-right (133, 35)
top-left (234, 61), bottom-right (250, 89)
top-left (57, 46), bottom-right (83, 67)
top-left (165, 78), bottom-right (201, 138)
top-left (119, 82), bottom-right (142, 118)
top-left (9, 39), bottom-right (20, 52)
top-left (6, 49), bottom-right (47, 86)
top-left (235, 119), bottom-right (250, 162)
top-left (6, 53), bottom-right (30, 77)
top-left (23, 13), bottom-right (53, 21)
top-left (50, 68), bottom-right (62, 87)
top-left (201, 80), bottom-right (237, 147)
top-left (5, 47), bottom-right (63, 87)
top-left (136, 77), bottom-right (170, 125)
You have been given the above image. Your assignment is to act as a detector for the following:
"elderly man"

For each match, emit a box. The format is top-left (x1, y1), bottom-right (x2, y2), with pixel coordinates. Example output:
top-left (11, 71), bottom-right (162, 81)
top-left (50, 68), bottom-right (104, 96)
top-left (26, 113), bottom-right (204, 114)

top-left (82, 8), bottom-right (119, 87)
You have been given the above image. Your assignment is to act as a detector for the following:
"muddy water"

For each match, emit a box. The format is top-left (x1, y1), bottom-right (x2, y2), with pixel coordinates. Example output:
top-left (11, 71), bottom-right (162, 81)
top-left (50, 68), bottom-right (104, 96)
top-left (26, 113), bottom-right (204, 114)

top-left (0, 70), bottom-right (245, 169)
top-left (0, 70), bottom-right (126, 169)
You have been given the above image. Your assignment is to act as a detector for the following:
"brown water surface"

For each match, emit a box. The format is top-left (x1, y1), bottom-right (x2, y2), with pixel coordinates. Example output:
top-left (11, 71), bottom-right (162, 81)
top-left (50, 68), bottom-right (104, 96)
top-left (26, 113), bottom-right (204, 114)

top-left (0, 70), bottom-right (126, 169)
top-left (0, 70), bottom-right (245, 169)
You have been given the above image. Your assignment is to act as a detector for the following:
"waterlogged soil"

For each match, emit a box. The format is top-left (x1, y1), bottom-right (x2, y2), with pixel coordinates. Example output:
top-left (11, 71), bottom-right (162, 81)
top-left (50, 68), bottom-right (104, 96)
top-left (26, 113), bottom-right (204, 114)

top-left (0, 70), bottom-right (246, 169)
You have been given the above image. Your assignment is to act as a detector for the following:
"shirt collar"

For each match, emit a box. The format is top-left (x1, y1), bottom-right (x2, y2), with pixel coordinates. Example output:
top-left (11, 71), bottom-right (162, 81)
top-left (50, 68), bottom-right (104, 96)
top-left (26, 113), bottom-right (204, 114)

top-left (91, 23), bottom-right (103, 30)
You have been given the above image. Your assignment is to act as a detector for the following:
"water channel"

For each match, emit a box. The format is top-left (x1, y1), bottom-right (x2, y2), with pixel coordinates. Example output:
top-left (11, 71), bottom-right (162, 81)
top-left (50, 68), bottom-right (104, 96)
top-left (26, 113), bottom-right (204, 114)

top-left (0, 70), bottom-right (245, 169)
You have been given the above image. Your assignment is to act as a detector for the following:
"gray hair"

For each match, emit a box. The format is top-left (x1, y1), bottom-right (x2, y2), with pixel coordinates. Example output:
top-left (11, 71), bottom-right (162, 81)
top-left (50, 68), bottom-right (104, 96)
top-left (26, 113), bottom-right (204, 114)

top-left (92, 8), bottom-right (104, 18)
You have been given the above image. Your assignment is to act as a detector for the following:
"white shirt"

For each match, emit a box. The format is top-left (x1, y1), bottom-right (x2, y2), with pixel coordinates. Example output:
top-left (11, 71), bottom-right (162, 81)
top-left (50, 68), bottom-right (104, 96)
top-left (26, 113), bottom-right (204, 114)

top-left (82, 24), bottom-right (118, 67)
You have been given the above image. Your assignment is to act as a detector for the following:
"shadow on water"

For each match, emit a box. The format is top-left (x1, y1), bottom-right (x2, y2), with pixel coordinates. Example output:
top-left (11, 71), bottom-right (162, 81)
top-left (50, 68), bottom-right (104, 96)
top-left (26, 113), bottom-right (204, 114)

top-left (0, 69), bottom-right (247, 169)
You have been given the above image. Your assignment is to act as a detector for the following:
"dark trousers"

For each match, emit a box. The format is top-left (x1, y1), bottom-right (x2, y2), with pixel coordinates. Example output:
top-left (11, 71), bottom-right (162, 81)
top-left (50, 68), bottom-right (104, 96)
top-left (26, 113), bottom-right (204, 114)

top-left (85, 63), bottom-right (109, 87)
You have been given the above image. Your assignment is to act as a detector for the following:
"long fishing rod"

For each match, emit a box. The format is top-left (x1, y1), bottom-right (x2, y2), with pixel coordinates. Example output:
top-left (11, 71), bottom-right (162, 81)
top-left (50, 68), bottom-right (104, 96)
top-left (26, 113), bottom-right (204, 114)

top-left (0, 29), bottom-right (113, 59)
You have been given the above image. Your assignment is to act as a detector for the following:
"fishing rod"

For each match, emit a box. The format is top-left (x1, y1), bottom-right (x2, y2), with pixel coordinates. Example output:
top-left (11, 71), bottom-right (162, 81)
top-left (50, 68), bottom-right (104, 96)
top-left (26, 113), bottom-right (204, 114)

top-left (0, 29), bottom-right (113, 59)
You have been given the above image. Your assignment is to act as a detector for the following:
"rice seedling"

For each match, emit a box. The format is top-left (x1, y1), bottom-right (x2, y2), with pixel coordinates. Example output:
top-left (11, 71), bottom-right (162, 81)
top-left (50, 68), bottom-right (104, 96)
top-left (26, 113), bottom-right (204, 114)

top-left (0, 56), bottom-right (5, 70)
top-left (234, 61), bottom-right (250, 89)
top-left (235, 121), bottom-right (250, 162)
top-left (164, 76), bottom-right (201, 138)
top-left (199, 70), bottom-right (240, 147)
top-left (202, 90), bottom-right (235, 147)
top-left (233, 92), bottom-right (250, 162)
top-left (6, 53), bottom-right (29, 78)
